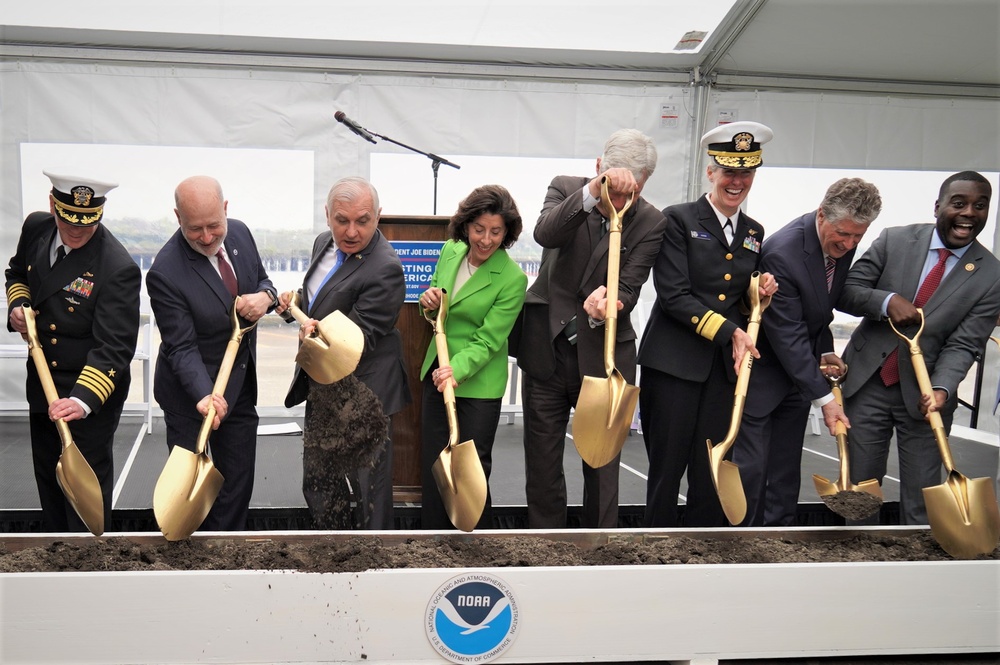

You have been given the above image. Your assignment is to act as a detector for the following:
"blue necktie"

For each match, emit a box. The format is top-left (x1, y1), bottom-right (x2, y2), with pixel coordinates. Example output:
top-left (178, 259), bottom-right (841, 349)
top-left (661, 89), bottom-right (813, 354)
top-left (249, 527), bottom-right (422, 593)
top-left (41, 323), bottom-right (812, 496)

top-left (308, 249), bottom-right (347, 311)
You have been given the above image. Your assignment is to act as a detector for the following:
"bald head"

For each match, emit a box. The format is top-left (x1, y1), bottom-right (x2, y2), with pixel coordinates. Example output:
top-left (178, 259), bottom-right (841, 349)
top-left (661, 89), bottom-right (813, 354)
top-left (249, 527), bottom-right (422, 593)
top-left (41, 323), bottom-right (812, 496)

top-left (174, 175), bottom-right (229, 257)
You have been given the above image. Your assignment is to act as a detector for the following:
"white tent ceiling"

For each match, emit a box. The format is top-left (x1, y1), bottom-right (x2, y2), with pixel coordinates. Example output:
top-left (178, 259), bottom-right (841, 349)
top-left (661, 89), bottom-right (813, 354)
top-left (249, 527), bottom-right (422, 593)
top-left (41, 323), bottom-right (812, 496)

top-left (2, 0), bottom-right (997, 97)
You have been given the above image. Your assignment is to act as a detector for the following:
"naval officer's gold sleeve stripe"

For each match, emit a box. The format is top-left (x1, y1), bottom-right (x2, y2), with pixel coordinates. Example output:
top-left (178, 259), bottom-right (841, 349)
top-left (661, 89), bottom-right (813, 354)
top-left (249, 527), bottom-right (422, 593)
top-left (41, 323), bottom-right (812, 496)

top-left (7, 284), bottom-right (30, 302)
top-left (81, 366), bottom-right (115, 391)
top-left (695, 311), bottom-right (726, 341)
top-left (76, 376), bottom-right (111, 404)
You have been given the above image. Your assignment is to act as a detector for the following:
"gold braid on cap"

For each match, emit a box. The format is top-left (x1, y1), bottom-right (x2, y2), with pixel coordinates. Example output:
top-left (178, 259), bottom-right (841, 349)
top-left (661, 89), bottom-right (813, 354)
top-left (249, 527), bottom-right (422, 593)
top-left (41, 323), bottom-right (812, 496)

top-left (53, 199), bottom-right (103, 225)
top-left (707, 149), bottom-right (763, 169)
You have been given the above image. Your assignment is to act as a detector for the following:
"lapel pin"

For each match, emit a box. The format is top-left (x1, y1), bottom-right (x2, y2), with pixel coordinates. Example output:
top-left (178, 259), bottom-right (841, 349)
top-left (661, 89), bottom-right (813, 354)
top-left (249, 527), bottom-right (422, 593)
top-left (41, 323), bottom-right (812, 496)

top-left (965, 263), bottom-right (974, 272)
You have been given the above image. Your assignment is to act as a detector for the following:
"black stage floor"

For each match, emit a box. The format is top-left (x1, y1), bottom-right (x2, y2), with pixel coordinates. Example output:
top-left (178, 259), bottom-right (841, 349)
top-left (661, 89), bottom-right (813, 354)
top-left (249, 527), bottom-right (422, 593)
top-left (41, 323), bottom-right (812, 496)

top-left (1, 410), bottom-right (997, 532)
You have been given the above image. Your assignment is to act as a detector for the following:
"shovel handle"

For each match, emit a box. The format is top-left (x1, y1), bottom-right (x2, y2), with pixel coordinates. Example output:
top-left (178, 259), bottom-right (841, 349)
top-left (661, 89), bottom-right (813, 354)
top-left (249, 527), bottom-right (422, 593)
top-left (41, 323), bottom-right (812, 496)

top-left (195, 297), bottom-right (257, 454)
top-left (710, 272), bottom-right (768, 454)
top-left (22, 305), bottom-right (78, 451)
top-left (599, 177), bottom-right (633, 377)
top-left (427, 291), bottom-right (461, 449)
top-left (889, 309), bottom-right (955, 471)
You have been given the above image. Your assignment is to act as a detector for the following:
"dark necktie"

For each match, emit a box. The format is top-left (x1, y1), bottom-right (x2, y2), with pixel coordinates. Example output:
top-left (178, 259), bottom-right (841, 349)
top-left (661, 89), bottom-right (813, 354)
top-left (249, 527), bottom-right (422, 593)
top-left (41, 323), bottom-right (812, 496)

top-left (52, 245), bottom-right (67, 268)
top-left (880, 248), bottom-right (952, 387)
top-left (723, 218), bottom-right (734, 244)
top-left (216, 248), bottom-right (238, 298)
top-left (825, 256), bottom-right (836, 292)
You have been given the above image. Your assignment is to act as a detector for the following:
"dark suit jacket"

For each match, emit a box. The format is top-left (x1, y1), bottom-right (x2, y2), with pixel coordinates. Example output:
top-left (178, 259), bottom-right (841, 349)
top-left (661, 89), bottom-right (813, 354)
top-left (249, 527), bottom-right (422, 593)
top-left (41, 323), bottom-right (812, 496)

top-left (146, 219), bottom-right (274, 419)
top-left (745, 211), bottom-right (854, 415)
top-left (838, 224), bottom-right (1000, 420)
top-left (5, 212), bottom-right (140, 414)
top-left (637, 194), bottom-right (764, 382)
top-left (515, 175), bottom-right (666, 382)
top-left (284, 229), bottom-right (410, 415)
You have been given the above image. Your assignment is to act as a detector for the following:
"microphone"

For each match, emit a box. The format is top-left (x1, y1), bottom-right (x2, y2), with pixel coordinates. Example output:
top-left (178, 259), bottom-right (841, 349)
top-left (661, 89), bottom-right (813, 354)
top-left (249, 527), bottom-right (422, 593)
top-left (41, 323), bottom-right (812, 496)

top-left (334, 111), bottom-right (377, 144)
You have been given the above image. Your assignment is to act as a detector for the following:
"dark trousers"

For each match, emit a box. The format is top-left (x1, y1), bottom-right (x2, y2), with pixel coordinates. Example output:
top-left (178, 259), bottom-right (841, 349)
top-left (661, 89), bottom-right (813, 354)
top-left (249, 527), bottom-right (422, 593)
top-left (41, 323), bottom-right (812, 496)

top-left (351, 427), bottom-right (394, 530)
top-left (731, 390), bottom-right (810, 526)
top-left (523, 336), bottom-right (620, 529)
top-left (640, 356), bottom-right (730, 528)
top-left (30, 392), bottom-right (124, 532)
top-left (420, 371), bottom-right (501, 530)
top-left (163, 385), bottom-right (258, 531)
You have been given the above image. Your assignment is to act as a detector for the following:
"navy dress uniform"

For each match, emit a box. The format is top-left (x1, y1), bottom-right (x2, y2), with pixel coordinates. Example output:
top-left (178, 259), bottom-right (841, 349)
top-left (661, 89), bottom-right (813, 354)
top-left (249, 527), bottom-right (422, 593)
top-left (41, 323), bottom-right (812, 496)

top-left (5, 171), bottom-right (141, 532)
top-left (637, 121), bottom-right (773, 527)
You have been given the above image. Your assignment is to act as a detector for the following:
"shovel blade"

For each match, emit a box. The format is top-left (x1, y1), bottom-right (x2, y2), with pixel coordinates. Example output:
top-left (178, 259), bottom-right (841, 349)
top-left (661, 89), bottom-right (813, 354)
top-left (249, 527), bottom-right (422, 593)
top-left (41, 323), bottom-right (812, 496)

top-left (924, 474), bottom-right (1000, 559)
top-left (572, 372), bottom-right (639, 469)
top-left (153, 446), bottom-right (225, 541)
top-left (711, 457), bottom-right (747, 526)
top-left (431, 439), bottom-right (487, 532)
top-left (55, 444), bottom-right (105, 536)
top-left (296, 310), bottom-right (364, 384)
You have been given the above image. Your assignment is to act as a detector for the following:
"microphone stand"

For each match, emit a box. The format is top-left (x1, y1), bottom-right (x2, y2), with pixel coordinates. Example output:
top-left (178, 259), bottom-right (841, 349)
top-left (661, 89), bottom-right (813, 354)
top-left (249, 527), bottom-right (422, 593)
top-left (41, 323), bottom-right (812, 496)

top-left (368, 130), bottom-right (460, 215)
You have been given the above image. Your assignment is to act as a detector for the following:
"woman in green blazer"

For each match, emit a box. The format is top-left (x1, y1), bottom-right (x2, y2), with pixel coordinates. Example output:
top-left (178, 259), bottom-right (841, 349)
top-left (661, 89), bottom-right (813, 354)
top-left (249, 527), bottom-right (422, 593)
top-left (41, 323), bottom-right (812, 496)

top-left (419, 185), bottom-right (528, 529)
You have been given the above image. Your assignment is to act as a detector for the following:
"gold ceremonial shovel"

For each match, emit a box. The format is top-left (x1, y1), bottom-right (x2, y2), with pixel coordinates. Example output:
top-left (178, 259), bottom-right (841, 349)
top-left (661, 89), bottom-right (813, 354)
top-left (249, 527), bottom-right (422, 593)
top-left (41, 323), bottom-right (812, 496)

top-left (23, 305), bottom-right (105, 535)
top-left (424, 290), bottom-right (487, 532)
top-left (706, 272), bottom-right (772, 525)
top-left (153, 298), bottom-right (257, 541)
top-left (891, 309), bottom-right (1000, 558)
top-left (812, 364), bottom-right (883, 520)
top-left (572, 177), bottom-right (639, 469)
top-left (283, 291), bottom-right (364, 384)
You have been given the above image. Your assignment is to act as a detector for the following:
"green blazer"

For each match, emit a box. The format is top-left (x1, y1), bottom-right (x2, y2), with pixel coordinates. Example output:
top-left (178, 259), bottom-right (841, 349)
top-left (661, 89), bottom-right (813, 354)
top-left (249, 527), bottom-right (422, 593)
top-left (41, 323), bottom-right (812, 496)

top-left (420, 240), bottom-right (528, 399)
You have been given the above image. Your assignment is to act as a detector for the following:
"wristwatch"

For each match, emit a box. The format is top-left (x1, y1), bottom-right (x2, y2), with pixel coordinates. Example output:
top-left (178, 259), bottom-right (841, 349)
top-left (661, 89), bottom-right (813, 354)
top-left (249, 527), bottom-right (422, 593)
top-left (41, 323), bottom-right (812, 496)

top-left (263, 287), bottom-right (279, 310)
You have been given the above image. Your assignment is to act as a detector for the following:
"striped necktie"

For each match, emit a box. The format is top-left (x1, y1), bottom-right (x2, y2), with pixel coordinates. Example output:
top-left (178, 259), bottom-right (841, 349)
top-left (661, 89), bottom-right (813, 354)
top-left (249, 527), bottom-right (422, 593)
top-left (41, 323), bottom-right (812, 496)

top-left (825, 256), bottom-right (836, 292)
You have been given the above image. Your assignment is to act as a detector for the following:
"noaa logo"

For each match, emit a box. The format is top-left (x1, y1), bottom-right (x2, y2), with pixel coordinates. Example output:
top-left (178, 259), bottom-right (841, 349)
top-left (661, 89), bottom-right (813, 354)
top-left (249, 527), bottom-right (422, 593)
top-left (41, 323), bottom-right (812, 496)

top-left (425, 573), bottom-right (519, 663)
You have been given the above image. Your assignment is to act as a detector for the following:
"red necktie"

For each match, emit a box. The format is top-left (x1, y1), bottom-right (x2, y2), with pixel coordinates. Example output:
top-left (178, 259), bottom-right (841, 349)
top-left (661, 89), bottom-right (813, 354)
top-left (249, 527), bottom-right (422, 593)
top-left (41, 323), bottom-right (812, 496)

top-left (880, 248), bottom-right (952, 386)
top-left (216, 248), bottom-right (238, 298)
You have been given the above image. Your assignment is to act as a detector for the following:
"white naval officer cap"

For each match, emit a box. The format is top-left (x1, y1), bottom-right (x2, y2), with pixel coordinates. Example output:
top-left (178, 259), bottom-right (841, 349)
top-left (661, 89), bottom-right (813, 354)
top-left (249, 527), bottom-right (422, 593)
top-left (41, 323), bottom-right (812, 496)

top-left (43, 170), bottom-right (119, 226)
top-left (701, 121), bottom-right (773, 170)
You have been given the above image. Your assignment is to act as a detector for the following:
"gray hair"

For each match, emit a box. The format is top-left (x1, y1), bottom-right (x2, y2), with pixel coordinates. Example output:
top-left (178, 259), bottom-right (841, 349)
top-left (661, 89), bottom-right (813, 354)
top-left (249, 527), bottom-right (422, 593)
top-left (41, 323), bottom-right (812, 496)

top-left (600, 129), bottom-right (657, 182)
top-left (326, 176), bottom-right (380, 213)
top-left (820, 178), bottom-right (882, 226)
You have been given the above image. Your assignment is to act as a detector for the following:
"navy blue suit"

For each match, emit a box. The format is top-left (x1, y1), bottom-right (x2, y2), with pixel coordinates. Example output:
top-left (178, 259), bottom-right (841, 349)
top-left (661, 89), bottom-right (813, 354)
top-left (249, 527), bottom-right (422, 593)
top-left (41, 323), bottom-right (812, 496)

top-left (147, 219), bottom-right (274, 531)
top-left (731, 211), bottom-right (853, 526)
top-left (637, 194), bottom-right (764, 527)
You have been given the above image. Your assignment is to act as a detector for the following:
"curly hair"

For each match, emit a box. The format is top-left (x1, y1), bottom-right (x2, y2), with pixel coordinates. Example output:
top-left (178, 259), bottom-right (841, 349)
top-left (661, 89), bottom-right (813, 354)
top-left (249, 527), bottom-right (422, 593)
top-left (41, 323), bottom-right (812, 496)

top-left (447, 184), bottom-right (523, 249)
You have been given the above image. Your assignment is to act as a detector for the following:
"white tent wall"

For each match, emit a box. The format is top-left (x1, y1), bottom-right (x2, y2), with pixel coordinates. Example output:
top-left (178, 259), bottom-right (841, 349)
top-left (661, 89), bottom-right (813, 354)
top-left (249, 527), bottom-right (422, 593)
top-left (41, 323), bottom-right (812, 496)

top-left (1, 57), bottom-right (999, 410)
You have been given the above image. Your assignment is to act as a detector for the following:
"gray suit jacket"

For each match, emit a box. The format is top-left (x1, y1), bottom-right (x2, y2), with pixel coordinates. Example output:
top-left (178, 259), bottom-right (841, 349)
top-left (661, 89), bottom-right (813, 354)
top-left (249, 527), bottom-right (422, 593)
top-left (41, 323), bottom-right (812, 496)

top-left (284, 229), bottom-right (410, 415)
top-left (514, 175), bottom-right (666, 381)
top-left (838, 224), bottom-right (1000, 420)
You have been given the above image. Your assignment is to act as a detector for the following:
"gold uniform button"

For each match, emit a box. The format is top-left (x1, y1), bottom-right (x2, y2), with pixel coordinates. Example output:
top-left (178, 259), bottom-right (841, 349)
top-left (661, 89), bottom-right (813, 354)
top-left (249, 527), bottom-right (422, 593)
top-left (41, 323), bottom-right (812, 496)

top-left (691, 316), bottom-right (699, 324)
top-left (718, 294), bottom-right (726, 301)
top-left (725, 253), bottom-right (733, 261)
top-left (50, 338), bottom-right (57, 345)
top-left (50, 361), bottom-right (57, 368)
top-left (49, 324), bottom-right (57, 331)
top-left (68, 307), bottom-right (75, 313)
top-left (724, 274), bottom-right (732, 281)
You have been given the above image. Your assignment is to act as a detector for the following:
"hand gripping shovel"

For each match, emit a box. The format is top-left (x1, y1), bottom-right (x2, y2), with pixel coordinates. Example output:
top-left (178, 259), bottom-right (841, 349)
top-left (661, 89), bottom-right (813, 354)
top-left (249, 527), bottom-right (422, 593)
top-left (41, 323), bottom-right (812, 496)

top-left (153, 298), bottom-right (258, 541)
top-left (284, 292), bottom-right (363, 384)
top-left (891, 309), bottom-right (1000, 558)
top-left (23, 305), bottom-right (105, 535)
top-left (706, 272), bottom-right (772, 525)
top-left (572, 177), bottom-right (639, 469)
top-left (811, 364), bottom-right (883, 520)
top-left (424, 290), bottom-right (487, 531)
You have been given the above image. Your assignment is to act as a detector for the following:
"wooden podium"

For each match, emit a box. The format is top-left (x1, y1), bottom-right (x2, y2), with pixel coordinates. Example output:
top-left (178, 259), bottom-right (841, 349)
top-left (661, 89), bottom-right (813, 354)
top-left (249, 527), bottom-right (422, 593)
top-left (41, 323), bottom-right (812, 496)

top-left (379, 215), bottom-right (450, 502)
